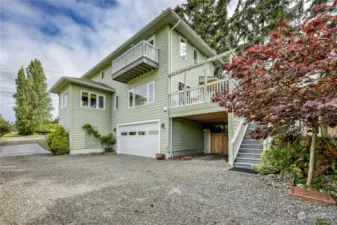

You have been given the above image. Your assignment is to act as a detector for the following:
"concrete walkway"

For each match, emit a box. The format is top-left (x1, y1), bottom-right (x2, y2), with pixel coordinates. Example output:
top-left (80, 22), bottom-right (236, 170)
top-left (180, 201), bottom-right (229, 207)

top-left (0, 144), bottom-right (50, 157)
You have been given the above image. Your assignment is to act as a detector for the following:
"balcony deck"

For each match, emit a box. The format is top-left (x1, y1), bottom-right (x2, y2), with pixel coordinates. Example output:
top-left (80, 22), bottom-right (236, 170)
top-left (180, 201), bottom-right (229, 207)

top-left (111, 41), bottom-right (159, 83)
top-left (169, 79), bottom-right (229, 118)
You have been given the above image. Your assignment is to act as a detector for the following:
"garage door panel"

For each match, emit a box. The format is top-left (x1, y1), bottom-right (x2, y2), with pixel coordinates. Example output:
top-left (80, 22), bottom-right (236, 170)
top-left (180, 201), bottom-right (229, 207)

top-left (118, 121), bottom-right (159, 158)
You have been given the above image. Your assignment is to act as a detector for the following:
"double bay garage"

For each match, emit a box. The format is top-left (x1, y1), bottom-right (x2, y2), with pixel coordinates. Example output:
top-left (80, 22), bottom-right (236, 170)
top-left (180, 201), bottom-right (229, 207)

top-left (117, 121), bottom-right (160, 158)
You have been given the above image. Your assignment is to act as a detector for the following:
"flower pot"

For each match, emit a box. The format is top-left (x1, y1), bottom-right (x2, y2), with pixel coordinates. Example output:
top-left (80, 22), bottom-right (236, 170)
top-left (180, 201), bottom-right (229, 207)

top-left (156, 153), bottom-right (165, 160)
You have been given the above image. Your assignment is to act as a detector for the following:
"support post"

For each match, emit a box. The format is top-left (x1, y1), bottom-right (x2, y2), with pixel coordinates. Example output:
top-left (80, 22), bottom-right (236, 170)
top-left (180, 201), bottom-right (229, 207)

top-left (204, 63), bottom-right (208, 102)
top-left (184, 71), bottom-right (187, 105)
top-left (228, 112), bottom-right (234, 166)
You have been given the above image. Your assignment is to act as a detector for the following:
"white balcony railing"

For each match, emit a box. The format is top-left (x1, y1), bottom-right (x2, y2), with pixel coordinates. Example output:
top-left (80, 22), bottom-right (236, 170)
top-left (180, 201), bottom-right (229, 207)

top-left (111, 41), bottom-right (159, 75)
top-left (170, 79), bottom-right (229, 108)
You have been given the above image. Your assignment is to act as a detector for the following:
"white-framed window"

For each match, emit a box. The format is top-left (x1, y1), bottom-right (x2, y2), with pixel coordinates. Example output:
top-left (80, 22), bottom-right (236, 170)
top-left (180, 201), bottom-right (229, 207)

top-left (61, 92), bottom-right (68, 109)
top-left (115, 95), bottom-right (119, 110)
top-left (101, 70), bottom-right (105, 79)
top-left (193, 48), bottom-right (198, 64)
top-left (147, 35), bottom-right (155, 46)
top-left (128, 81), bottom-right (155, 108)
top-left (81, 90), bottom-right (105, 110)
top-left (180, 37), bottom-right (187, 59)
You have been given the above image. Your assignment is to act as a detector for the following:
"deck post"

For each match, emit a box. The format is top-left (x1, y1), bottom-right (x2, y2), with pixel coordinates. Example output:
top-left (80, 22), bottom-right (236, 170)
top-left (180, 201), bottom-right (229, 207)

top-left (203, 63), bottom-right (207, 102)
top-left (184, 71), bottom-right (187, 106)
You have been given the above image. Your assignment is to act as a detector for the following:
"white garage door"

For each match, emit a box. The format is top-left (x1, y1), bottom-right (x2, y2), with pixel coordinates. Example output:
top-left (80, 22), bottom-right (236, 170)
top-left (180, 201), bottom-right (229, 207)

top-left (118, 121), bottom-right (160, 158)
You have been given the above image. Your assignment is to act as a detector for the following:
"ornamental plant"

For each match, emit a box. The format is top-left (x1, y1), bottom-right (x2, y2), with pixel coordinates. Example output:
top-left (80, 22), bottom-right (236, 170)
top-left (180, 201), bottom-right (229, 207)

top-left (214, 4), bottom-right (337, 185)
top-left (82, 124), bottom-right (116, 152)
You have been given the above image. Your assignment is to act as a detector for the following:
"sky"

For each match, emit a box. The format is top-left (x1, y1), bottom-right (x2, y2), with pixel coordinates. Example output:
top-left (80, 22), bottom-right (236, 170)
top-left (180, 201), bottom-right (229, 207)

top-left (0, 0), bottom-right (237, 122)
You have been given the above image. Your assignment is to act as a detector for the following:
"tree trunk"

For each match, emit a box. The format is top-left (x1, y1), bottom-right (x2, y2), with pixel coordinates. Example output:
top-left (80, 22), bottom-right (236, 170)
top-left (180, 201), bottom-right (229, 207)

top-left (307, 126), bottom-right (318, 185)
top-left (320, 116), bottom-right (328, 138)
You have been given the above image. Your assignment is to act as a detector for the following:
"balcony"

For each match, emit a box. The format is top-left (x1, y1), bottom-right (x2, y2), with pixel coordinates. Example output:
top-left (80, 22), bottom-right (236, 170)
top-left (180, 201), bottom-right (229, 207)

top-left (169, 79), bottom-right (229, 108)
top-left (111, 41), bottom-right (159, 83)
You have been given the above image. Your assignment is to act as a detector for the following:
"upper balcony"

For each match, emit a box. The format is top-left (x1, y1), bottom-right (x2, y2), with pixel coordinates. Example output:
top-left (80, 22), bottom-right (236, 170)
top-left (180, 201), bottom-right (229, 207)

top-left (111, 41), bottom-right (159, 83)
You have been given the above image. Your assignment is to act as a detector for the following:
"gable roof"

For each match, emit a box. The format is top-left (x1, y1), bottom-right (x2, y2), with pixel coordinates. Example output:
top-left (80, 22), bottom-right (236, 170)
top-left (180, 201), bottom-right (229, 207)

top-left (49, 76), bottom-right (115, 94)
top-left (82, 7), bottom-right (217, 79)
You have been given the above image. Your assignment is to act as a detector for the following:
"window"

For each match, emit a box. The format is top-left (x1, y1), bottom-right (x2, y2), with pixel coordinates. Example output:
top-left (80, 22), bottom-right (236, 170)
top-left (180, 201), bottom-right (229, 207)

top-left (81, 91), bottom-right (105, 110)
top-left (121, 132), bottom-right (128, 136)
top-left (193, 48), bottom-right (198, 64)
top-left (99, 96), bottom-right (104, 109)
top-left (90, 93), bottom-right (97, 108)
top-left (82, 92), bottom-right (89, 107)
top-left (138, 131), bottom-right (146, 135)
top-left (178, 82), bottom-right (190, 91)
top-left (129, 132), bottom-right (137, 135)
top-left (61, 92), bottom-right (68, 109)
top-left (101, 70), bottom-right (104, 79)
top-left (147, 35), bottom-right (155, 46)
top-left (115, 95), bottom-right (119, 110)
top-left (148, 130), bottom-right (159, 135)
top-left (129, 82), bottom-right (155, 108)
top-left (180, 37), bottom-right (187, 58)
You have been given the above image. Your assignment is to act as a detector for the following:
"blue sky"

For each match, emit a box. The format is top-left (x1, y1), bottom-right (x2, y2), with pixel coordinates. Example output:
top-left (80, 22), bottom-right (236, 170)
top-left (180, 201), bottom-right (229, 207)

top-left (0, 0), bottom-right (237, 122)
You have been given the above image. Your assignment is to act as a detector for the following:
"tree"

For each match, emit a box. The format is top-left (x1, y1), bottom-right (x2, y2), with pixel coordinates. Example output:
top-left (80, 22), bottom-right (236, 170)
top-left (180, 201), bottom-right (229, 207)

top-left (213, 4), bottom-right (337, 184)
top-left (0, 114), bottom-right (11, 137)
top-left (13, 60), bottom-right (53, 134)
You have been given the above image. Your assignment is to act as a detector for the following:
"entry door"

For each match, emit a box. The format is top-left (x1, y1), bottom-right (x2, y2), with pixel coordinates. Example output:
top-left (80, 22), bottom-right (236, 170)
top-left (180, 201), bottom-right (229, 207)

top-left (118, 121), bottom-right (159, 158)
top-left (211, 133), bottom-right (228, 154)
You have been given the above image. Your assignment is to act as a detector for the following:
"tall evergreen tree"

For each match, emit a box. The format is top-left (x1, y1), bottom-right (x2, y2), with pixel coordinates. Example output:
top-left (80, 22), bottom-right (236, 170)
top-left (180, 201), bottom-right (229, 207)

top-left (13, 60), bottom-right (53, 134)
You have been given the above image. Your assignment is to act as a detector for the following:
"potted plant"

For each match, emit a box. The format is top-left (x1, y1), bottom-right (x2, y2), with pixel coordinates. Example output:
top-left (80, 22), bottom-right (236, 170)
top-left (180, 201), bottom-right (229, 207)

top-left (156, 153), bottom-right (165, 160)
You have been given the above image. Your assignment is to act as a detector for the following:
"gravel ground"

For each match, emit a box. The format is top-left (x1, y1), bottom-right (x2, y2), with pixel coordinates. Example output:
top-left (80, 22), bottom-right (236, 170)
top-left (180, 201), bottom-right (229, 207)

top-left (0, 154), bottom-right (336, 225)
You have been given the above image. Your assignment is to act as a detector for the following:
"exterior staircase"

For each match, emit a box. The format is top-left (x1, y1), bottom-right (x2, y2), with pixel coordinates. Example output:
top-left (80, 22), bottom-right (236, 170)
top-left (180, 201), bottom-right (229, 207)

top-left (233, 124), bottom-right (263, 170)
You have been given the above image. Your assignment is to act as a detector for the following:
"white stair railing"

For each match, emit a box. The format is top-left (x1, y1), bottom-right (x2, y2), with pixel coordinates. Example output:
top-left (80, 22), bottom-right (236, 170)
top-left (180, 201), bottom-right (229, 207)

top-left (229, 119), bottom-right (248, 165)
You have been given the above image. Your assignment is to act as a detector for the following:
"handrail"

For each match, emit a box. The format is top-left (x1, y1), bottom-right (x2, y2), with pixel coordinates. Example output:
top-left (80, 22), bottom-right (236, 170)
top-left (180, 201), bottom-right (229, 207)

top-left (229, 118), bottom-right (248, 165)
top-left (170, 78), bottom-right (229, 95)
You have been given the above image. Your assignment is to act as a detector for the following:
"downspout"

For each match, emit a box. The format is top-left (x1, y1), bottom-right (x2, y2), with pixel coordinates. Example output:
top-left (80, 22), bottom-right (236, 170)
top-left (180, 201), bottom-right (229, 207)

top-left (168, 20), bottom-right (180, 160)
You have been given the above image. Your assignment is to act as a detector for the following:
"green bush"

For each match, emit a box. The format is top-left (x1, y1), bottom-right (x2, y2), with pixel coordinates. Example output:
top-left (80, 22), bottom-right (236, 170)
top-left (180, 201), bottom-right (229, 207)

top-left (47, 125), bottom-right (70, 155)
top-left (34, 122), bottom-right (53, 134)
top-left (254, 142), bottom-right (309, 179)
top-left (101, 133), bottom-right (116, 152)
top-left (0, 115), bottom-right (11, 137)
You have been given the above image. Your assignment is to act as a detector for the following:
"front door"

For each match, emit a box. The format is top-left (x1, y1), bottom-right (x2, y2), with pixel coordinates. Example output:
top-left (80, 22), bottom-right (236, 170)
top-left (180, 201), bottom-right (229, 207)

top-left (211, 132), bottom-right (228, 154)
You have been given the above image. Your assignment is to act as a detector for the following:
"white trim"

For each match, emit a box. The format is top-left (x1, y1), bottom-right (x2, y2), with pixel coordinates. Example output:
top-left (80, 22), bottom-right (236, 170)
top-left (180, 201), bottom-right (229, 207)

top-left (70, 148), bottom-right (104, 155)
top-left (179, 36), bottom-right (187, 60)
top-left (128, 81), bottom-right (155, 108)
top-left (147, 35), bottom-right (156, 46)
top-left (80, 90), bottom-right (106, 110)
top-left (116, 119), bottom-right (161, 157)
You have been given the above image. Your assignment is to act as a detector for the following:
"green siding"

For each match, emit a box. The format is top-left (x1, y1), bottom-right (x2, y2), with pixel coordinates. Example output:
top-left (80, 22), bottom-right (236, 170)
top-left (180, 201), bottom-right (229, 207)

top-left (58, 85), bottom-right (71, 132)
top-left (90, 26), bottom-right (170, 154)
top-left (69, 84), bottom-right (113, 151)
top-left (172, 118), bottom-right (204, 157)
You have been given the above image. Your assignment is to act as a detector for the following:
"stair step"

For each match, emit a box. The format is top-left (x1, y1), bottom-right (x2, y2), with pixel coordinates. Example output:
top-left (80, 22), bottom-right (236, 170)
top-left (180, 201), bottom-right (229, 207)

top-left (235, 157), bottom-right (261, 164)
top-left (240, 144), bottom-right (263, 149)
top-left (237, 153), bottom-right (261, 159)
top-left (239, 148), bottom-right (263, 154)
top-left (234, 162), bottom-right (256, 170)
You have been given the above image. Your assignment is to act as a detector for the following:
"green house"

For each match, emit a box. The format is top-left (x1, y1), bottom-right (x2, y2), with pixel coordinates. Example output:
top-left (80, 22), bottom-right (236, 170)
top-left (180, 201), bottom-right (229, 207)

top-left (50, 8), bottom-right (262, 169)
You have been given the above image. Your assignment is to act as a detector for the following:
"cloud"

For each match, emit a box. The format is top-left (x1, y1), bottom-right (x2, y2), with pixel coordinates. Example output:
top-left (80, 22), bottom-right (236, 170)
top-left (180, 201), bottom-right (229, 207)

top-left (0, 0), bottom-right (238, 122)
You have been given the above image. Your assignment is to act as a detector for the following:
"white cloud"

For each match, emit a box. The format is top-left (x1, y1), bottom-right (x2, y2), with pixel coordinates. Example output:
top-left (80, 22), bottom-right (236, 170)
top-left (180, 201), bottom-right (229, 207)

top-left (0, 0), bottom-right (185, 122)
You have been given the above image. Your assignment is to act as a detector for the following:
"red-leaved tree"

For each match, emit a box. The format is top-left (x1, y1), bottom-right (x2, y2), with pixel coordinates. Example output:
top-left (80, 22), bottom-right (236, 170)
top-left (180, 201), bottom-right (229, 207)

top-left (214, 4), bottom-right (337, 184)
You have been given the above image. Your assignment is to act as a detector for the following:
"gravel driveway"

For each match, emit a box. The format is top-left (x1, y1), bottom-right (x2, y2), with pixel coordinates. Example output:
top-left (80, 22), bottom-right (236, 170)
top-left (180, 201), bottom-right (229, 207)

top-left (0, 154), bottom-right (336, 225)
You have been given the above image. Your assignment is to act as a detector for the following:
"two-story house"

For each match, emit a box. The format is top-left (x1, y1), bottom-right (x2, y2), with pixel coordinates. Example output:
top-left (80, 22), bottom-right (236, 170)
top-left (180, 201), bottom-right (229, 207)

top-left (50, 8), bottom-right (262, 169)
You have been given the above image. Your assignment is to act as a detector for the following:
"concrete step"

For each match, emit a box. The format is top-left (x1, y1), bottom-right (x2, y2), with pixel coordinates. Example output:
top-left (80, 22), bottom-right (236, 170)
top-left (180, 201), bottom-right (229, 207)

top-left (239, 148), bottom-right (263, 154)
top-left (235, 157), bottom-right (261, 164)
top-left (240, 144), bottom-right (263, 149)
top-left (237, 152), bottom-right (261, 159)
top-left (234, 162), bottom-right (255, 170)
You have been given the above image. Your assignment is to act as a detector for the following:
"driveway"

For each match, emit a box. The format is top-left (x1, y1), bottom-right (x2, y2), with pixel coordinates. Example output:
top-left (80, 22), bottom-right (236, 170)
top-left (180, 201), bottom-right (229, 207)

top-left (0, 154), bottom-right (335, 225)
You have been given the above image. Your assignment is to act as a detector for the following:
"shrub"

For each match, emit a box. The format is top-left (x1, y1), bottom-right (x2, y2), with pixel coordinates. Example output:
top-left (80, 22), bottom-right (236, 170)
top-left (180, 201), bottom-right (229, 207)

top-left (35, 122), bottom-right (53, 134)
top-left (47, 125), bottom-right (70, 155)
top-left (254, 142), bottom-right (309, 179)
top-left (101, 133), bottom-right (116, 152)
top-left (0, 115), bottom-right (11, 137)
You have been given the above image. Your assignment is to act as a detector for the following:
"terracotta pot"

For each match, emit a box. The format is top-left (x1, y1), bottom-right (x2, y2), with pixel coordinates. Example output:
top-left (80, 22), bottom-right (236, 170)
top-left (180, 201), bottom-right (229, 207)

top-left (156, 153), bottom-right (165, 160)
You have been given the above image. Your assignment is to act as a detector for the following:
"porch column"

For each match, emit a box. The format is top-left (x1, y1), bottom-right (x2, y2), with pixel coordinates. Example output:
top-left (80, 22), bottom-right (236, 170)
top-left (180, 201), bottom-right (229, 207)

top-left (203, 63), bottom-right (208, 102)
top-left (184, 71), bottom-right (187, 105)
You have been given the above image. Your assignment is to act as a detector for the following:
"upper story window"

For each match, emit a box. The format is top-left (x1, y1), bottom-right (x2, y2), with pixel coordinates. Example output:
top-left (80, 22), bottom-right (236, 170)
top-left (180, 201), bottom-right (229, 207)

top-left (129, 82), bottom-right (155, 108)
top-left (61, 92), bottom-right (68, 109)
top-left (180, 37), bottom-right (187, 59)
top-left (193, 48), bottom-right (198, 64)
top-left (147, 35), bottom-right (155, 46)
top-left (115, 95), bottom-right (119, 110)
top-left (81, 91), bottom-right (105, 110)
top-left (101, 70), bottom-right (105, 79)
